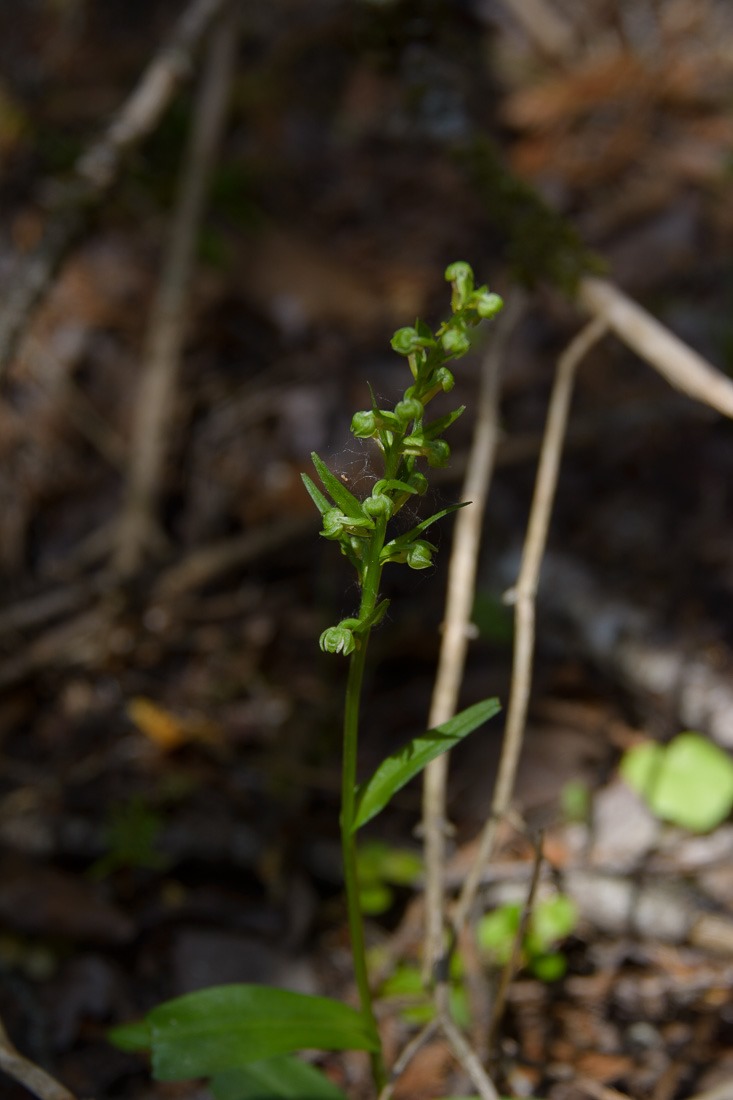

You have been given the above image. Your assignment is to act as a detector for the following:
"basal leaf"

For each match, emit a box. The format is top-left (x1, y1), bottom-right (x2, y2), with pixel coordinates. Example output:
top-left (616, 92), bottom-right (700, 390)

top-left (139, 984), bottom-right (379, 1081)
top-left (211, 1056), bottom-right (348, 1100)
top-left (353, 698), bottom-right (500, 831)
top-left (310, 453), bottom-right (367, 520)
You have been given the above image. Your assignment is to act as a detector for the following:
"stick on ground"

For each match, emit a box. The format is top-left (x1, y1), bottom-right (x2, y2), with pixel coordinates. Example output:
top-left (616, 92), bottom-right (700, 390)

top-left (422, 295), bottom-right (525, 982)
top-left (114, 2), bottom-right (239, 576)
top-left (0, 0), bottom-right (231, 380)
top-left (452, 316), bottom-right (608, 937)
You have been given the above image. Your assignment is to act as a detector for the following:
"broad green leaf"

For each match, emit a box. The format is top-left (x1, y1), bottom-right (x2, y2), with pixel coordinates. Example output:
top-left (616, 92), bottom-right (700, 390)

top-left (301, 473), bottom-right (331, 517)
top-left (477, 903), bottom-right (521, 964)
top-left (353, 698), bottom-right (500, 831)
top-left (621, 732), bottom-right (733, 833)
top-left (529, 894), bottom-right (577, 949)
top-left (529, 951), bottom-right (567, 982)
top-left (136, 984), bottom-right (379, 1081)
top-left (211, 1056), bottom-right (348, 1100)
top-left (310, 452), bottom-right (367, 520)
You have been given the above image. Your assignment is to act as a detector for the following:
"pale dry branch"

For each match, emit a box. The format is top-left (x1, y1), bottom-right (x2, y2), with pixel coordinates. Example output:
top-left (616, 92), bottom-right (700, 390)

top-left (422, 295), bottom-right (526, 982)
top-left (452, 316), bottom-right (608, 937)
top-left (485, 831), bottom-right (544, 1054)
top-left (114, 4), bottom-right (239, 576)
top-left (439, 997), bottom-right (500, 1100)
top-left (578, 276), bottom-right (733, 421)
top-left (376, 1019), bottom-right (441, 1100)
top-left (0, 1017), bottom-right (79, 1100)
top-left (496, 0), bottom-right (579, 61)
top-left (0, 0), bottom-right (231, 378)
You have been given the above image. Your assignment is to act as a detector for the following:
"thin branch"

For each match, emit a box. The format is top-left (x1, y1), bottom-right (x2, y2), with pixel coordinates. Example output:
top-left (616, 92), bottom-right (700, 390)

top-left (0, 0), bottom-right (230, 379)
top-left (376, 1018), bottom-right (441, 1100)
top-left (0, 1017), bottom-right (78, 1100)
top-left (114, 2), bottom-right (239, 576)
top-left (451, 316), bottom-right (608, 937)
top-left (422, 296), bottom-right (526, 982)
top-left (496, 0), bottom-right (579, 61)
top-left (439, 996), bottom-right (500, 1100)
top-left (577, 276), bottom-right (733, 421)
top-left (485, 831), bottom-right (544, 1055)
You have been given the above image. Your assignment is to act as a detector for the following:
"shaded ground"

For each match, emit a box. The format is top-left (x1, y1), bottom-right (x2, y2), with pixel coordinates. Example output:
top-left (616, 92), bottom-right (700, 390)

top-left (0, 2), bottom-right (732, 1098)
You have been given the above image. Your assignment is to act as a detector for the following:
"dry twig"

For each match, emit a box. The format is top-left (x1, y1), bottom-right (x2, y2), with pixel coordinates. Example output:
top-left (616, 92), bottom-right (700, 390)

top-left (577, 276), bottom-right (733, 421)
top-left (422, 296), bottom-right (525, 982)
top-left (496, 0), bottom-right (578, 61)
top-left (0, 1016), bottom-right (78, 1100)
top-left (0, 0), bottom-right (231, 378)
top-left (114, 3), bottom-right (239, 576)
top-left (485, 831), bottom-right (544, 1055)
top-left (452, 316), bottom-right (608, 937)
top-left (438, 988), bottom-right (500, 1100)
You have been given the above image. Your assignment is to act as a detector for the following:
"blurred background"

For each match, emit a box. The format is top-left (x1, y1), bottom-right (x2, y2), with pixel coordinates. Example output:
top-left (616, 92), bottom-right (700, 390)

top-left (0, 1), bottom-right (732, 1097)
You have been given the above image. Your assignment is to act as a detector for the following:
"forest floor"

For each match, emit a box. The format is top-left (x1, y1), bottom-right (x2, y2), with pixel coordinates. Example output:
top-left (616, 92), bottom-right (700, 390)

top-left (0, 2), bottom-right (733, 1098)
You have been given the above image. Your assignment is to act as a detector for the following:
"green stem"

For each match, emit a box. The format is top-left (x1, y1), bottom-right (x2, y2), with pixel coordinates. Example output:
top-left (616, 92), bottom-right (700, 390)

top-left (340, 515), bottom-right (389, 1094)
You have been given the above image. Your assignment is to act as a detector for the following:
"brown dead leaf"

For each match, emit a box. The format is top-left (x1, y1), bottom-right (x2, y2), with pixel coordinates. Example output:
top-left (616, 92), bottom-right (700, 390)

top-left (501, 52), bottom-right (649, 131)
top-left (242, 228), bottom-right (401, 336)
top-left (127, 696), bottom-right (223, 753)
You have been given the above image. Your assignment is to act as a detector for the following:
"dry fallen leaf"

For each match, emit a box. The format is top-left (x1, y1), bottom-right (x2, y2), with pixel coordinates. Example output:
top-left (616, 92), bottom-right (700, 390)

top-left (127, 696), bottom-right (223, 753)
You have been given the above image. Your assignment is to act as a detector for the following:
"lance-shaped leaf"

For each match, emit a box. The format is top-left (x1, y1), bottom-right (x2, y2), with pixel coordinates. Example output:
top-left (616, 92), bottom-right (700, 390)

top-left (212, 1056), bottom-right (348, 1100)
top-left (421, 406), bottom-right (465, 440)
top-left (380, 502), bottom-right (469, 564)
top-left (310, 452), bottom-right (368, 521)
top-left (110, 984), bottom-right (380, 1082)
top-left (301, 473), bottom-right (332, 517)
top-left (352, 698), bottom-right (501, 831)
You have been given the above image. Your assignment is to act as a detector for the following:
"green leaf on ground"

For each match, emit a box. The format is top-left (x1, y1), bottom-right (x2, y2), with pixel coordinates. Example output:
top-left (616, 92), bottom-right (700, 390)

top-left (620, 732), bottom-right (733, 832)
top-left (353, 697), bottom-right (500, 831)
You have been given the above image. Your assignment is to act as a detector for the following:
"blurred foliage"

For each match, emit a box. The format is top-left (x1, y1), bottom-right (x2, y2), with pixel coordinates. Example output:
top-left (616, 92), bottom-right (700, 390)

top-left (461, 137), bottom-right (603, 294)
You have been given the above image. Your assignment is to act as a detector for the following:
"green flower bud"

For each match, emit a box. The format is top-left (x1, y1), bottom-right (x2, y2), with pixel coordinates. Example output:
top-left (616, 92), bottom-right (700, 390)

top-left (435, 367), bottom-right (455, 392)
top-left (445, 261), bottom-right (474, 309)
top-left (319, 624), bottom-right (356, 656)
top-left (391, 327), bottom-right (421, 355)
top-left (351, 409), bottom-right (377, 438)
top-left (322, 508), bottom-right (349, 538)
top-left (440, 327), bottom-right (471, 356)
top-left (407, 471), bottom-right (428, 495)
top-left (407, 540), bottom-right (434, 570)
top-left (474, 290), bottom-right (504, 319)
top-left (363, 492), bottom-right (393, 519)
top-left (394, 397), bottom-right (424, 424)
top-left (425, 439), bottom-right (451, 467)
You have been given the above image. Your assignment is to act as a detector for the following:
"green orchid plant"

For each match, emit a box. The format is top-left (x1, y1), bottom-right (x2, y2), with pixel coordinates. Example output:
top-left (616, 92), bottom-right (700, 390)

top-left (110, 262), bottom-right (504, 1099)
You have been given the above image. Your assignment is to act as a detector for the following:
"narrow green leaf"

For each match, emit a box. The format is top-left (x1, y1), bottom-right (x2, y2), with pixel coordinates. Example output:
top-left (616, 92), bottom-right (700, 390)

top-left (301, 473), bottom-right (332, 516)
top-left (380, 503), bottom-right (469, 563)
top-left (310, 453), bottom-right (367, 520)
top-left (375, 478), bottom-right (418, 496)
top-left (353, 698), bottom-right (501, 831)
top-left (421, 406), bottom-right (465, 440)
top-left (141, 984), bottom-right (379, 1081)
top-left (211, 1056), bottom-right (348, 1100)
top-left (108, 1018), bottom-right (151, 1052)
